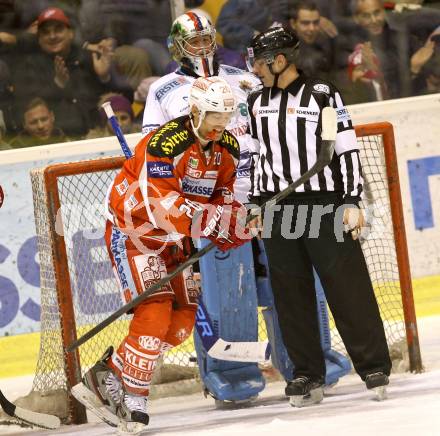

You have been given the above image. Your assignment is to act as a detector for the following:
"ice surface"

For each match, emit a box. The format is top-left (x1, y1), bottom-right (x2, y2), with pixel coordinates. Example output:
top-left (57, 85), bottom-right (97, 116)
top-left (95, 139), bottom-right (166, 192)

top-left (1, 316), bottom-right (439, 436)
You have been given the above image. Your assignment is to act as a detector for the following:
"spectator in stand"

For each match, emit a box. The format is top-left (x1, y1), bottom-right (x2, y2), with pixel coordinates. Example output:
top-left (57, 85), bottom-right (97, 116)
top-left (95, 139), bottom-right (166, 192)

top-left (311, 0), bottom-right (358, 37)
top-left (415, 48), bottom-right (440, 94)
top-left (412, 27), bottom-right (440, 94)
top-left (9, 97), bottom-right (68, 148)
top-left (216, 0), bottom-right (290, 54)
top-left (78, 0), bottom-right (172, 76)
top-left (286, 1), bottom-right (342, 80)
top-left (12, 7), bottom-right (112, 139)
top-left (132, 76), bottom-right (160, 121)
top-left (86, 93), bottom-right (140, 139)
top-left (83, 40), bottom-right (154, 101)
top-left (348, 0), bottom-right (420, 99)
top-left (0, 108), bottom-right (11, 150)
top-left (387, 1), bottom-right (440, 44)
top-left (0, 60), bottom-right (19, 137)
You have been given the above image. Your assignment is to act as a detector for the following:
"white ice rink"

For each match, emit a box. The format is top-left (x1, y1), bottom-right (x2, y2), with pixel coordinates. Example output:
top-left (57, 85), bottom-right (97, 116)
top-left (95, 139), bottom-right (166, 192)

top-left (1, 316), bottom-right (439, 436)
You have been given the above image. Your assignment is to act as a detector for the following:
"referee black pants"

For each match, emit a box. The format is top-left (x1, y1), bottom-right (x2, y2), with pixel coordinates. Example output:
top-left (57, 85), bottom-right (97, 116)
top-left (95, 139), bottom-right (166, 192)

top-left (261, 192), bottom-right (392, 382)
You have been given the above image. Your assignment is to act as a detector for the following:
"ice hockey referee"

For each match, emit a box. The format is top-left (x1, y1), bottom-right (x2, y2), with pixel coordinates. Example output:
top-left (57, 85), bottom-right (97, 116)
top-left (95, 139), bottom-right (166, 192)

top-left (246, 27), bottom-right (392, 406)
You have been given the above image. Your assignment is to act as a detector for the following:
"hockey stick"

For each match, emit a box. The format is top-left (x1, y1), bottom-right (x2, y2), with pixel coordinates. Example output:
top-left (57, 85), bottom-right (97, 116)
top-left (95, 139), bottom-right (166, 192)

top-left (0, 389), bottom-right (61, 429)
top-left (67, 105), bottom-right (337, 359)
top-left (100, 101), bottom-right (272, 362)
top-left (99, 102), bottom-right (268, 362)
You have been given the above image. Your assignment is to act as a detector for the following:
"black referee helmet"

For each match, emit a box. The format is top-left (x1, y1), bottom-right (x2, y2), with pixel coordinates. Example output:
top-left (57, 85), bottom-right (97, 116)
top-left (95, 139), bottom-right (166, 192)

top-left (246, 27), bottom-right (300, 72)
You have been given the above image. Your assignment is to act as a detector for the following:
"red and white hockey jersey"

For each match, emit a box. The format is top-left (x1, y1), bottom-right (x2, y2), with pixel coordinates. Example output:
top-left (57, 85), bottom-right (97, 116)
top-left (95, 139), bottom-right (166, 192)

top-left (108, 116), bottom-right (239, 243)
top-left (142, 65), bottom-right (261, 202)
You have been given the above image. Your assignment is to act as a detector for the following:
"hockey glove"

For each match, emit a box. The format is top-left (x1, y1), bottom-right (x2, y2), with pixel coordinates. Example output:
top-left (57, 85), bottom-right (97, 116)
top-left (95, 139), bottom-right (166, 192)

top-left (192, 201), bottom-right (251, 251)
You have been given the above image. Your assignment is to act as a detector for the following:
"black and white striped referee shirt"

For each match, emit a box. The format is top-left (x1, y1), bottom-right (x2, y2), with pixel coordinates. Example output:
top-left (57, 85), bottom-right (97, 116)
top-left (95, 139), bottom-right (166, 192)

top-left (247, 74), bottom-right (363, 205)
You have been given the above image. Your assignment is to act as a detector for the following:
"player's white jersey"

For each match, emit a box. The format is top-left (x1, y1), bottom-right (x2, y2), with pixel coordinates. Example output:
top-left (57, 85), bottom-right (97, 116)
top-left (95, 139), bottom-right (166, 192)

top-left (142, 65), bottom-right (261, 203)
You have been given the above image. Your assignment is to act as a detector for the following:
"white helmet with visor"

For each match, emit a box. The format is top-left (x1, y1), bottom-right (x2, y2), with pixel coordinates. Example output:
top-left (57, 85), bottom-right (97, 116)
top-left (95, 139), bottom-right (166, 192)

top-left (189, 76), bottom-right (236, 141)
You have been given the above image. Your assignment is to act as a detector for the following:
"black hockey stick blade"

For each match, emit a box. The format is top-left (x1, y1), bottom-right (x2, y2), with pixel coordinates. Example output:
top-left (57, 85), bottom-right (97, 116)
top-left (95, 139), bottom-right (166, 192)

top-left (0, 389), bottom-right (61, 429)
top-left (67, 108), bottom-right (337, 353)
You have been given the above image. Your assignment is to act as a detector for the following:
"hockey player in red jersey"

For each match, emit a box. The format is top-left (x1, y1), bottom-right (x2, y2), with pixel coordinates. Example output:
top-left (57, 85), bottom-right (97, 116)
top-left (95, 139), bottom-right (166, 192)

top-left (72, 76), bottom-right (250, 434)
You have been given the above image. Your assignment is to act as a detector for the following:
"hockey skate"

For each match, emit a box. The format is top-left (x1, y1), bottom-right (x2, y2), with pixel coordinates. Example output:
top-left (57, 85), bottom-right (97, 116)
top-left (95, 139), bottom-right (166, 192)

top-left (365, 372), bottom-right (389, 401)
top-left (71, 346), bottom-right (122, 427)
top-left (286, 376), bottom-right (324, 408)
top-left (117, 391), bottom-right (149, 435)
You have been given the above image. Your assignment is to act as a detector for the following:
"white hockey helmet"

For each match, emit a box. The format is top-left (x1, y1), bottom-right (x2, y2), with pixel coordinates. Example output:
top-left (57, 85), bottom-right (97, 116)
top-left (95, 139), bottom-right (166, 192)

top-left (168, 12), bottom-right (217, 77)
top-left (189, 76), bottom-right (237, 140)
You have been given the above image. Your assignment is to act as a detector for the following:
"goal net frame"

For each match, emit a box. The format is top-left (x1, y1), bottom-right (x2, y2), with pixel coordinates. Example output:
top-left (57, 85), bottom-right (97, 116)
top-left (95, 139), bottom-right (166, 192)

top-left (27, 122), bottom-right (421, 424)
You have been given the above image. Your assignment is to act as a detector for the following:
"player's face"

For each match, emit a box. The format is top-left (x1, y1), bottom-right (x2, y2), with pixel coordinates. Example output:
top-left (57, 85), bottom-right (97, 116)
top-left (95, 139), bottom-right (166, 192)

top-left (23, 104), bottom-right (55, 139)
top-left (184, 34), bottom-right (214, 57)
top-left (198, 111), bottom-right (233, 142)
top-left (38, 21), bottom-right (74, 56)
top-left (291, 9), bottom-right (320, 44)
top-left (354, 0), bottom-right (386, 36)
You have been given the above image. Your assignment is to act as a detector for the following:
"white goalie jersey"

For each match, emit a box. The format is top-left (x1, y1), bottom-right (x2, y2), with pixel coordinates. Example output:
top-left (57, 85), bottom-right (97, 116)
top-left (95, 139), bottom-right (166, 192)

top-left (142, 65), bottom-right (261, 203)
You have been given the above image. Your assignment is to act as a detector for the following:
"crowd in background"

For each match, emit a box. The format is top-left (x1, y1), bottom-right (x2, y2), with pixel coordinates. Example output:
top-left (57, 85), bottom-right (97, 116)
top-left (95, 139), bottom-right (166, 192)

top-left (1, 0), bottom-right (440, 150)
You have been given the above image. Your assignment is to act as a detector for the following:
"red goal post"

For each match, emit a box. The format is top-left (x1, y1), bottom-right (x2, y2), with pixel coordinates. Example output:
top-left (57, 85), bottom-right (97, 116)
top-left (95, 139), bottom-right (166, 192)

top-left (25, 122), bottom-right (421, 424)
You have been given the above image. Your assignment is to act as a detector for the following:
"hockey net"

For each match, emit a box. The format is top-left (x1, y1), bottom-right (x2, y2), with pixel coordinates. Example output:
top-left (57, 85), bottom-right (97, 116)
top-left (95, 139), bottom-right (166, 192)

top-left (22, 122), bottom-right (420, 423)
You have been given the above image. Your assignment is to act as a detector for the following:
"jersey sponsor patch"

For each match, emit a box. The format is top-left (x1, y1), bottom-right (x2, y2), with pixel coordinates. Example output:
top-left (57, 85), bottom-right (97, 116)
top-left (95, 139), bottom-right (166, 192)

top-left (186, 167), bottom-right (202, 178)
top-left (110, 228), bottom-right (129, 291)
top-left (296, 107), bottom-right (320, 121)
top-left (189, 156), bottom-right (199, 168)
top-left (138, 336), bottom-right (161, 351)
top-left (133, 253), bottom-right (172, 294)
top-left (204, 170), bottom-right (218, 179)
top-left (336, 107), bottom-right (351, 122)
top-left (181, 176), bottom-right (216, 197)
top-left (237, 150), bottom-right (252, 178)
top-left (313, 83), bottom-right (330, 94)
top-left (115, 178), bottom-right (129, 195)
top-left (125, 194), bottom-right (139, 211)
top-left (257, 108), bottom-right (279, 115)
top-left (228, 123), bottom-right (247, 137)
top-left (220, 131), bottom-right (240, 158)
top-left (147, 161), bottom-right (174, 178)
top-left (148, 119), bottom-right (192, 156)
top-left (182, 268), bottom-right (200, 300)
top-left (222, 66), bottom-right (243, 75)
top-left (142, 123), bottom-right (160, 135)
top-left (155, 77), bottom-right (189, 103)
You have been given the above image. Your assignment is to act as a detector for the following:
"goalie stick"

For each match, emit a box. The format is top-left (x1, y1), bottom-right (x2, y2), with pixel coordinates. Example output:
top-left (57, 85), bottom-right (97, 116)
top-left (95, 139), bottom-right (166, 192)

top-left (0, 389), bottom-right (60, 430)
top-left (66, 105), bottom-right (337, 362)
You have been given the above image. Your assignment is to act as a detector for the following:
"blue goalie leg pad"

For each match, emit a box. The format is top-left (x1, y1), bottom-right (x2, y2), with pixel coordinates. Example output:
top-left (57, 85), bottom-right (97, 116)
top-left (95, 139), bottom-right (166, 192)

top-left (323, 349), bottom-right (353, 385)
top-left (202, 366), bottom-right (265, 402)
top-left (255, 239), bottom-right (351, 385)
top-left (194, 239), bottom-right (265, 401)
top-left (194, 329), bottom-right (265, 401)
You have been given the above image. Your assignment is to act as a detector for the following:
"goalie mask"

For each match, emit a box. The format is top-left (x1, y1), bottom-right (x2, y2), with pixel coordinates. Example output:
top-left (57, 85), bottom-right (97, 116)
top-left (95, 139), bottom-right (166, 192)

top-left (168, 12), bottom-right (217, 77)
top-left (189, 76), bottom-right (236, 141)
top-left (246, 27), bottom-right (300, 73)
